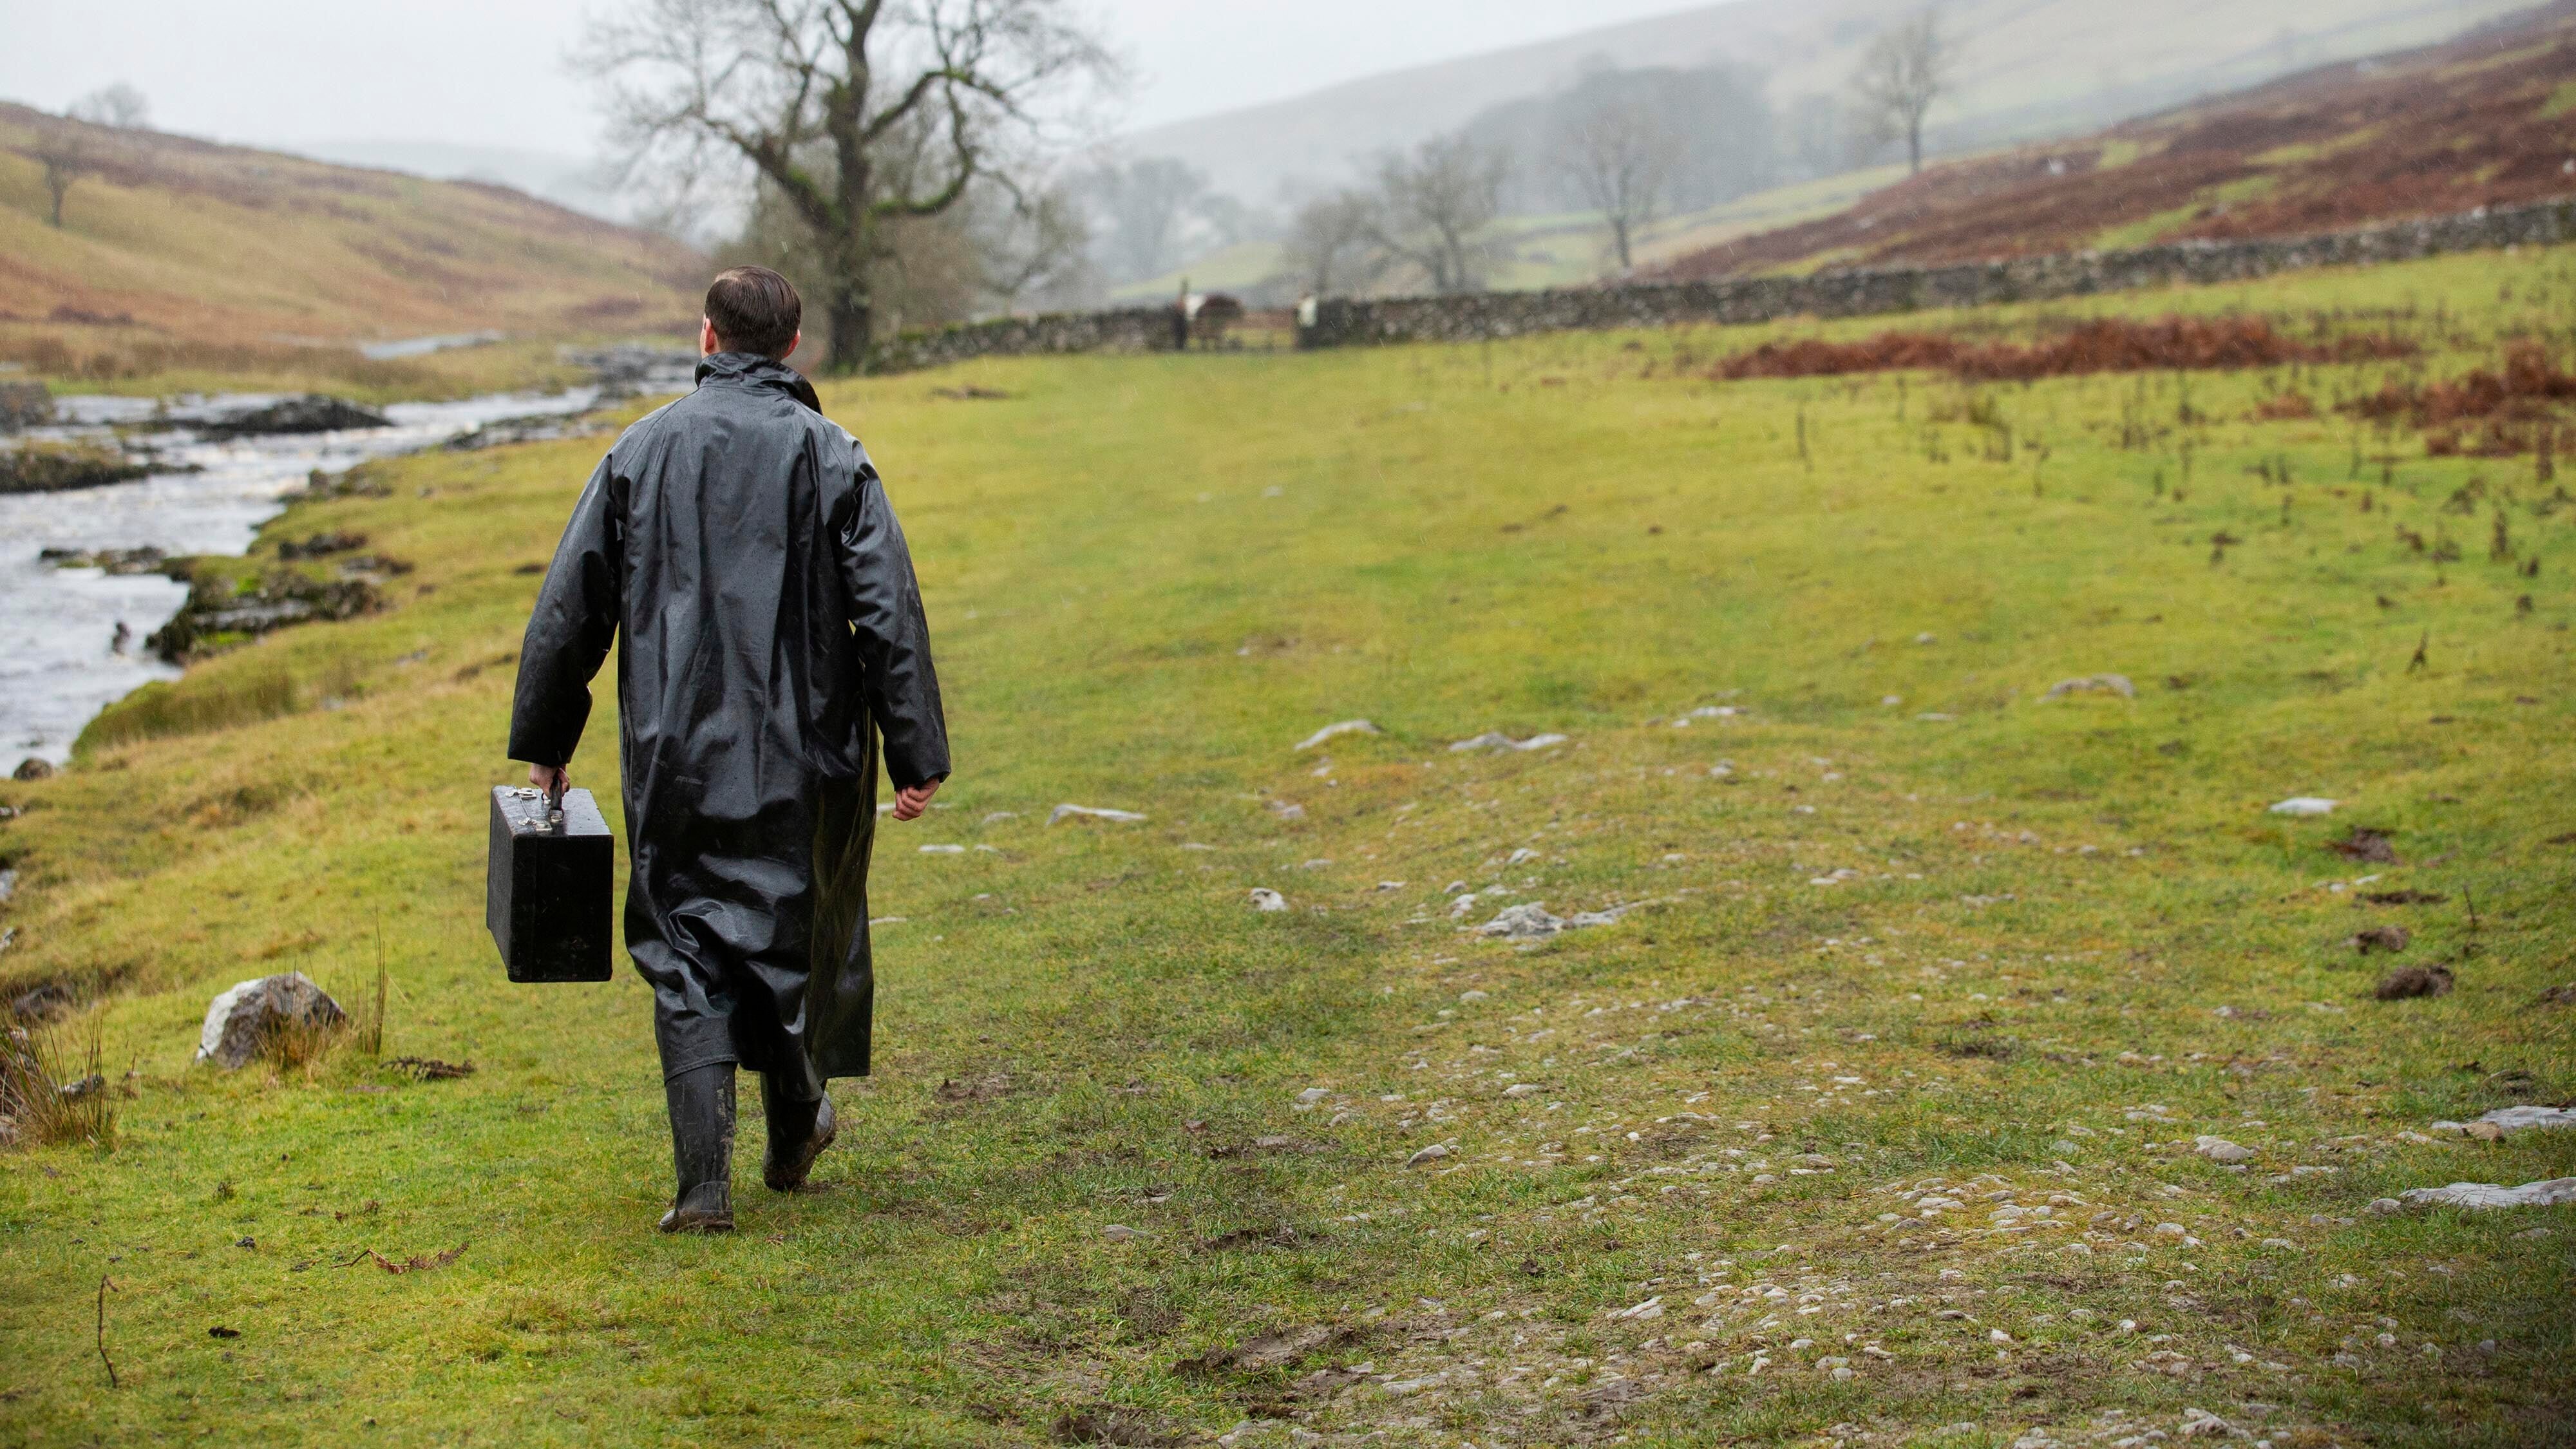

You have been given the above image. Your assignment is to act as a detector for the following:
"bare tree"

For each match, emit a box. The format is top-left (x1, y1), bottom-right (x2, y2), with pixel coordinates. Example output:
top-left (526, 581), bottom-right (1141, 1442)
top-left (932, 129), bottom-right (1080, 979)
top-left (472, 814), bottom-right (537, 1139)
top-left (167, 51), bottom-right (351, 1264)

top-left (32, 124), bottom-right (91, 229)
top-left (1852, 8), bottom-right (1955, 176)
top-left (1085, 156), bottom-right (1207, 282)
top-left (1280, 189), bottom-right (1378, 296)
top-left (582, 0), bottom-right (1113, 372)
top-left (74, 83), bottom-right (151, 131)
top-left (1365, 135), bottom-right (1508, 295)
top-left (1553, 87), bottom-right (1682, 273)
top-left (30, 84), bottom-right (152, 230)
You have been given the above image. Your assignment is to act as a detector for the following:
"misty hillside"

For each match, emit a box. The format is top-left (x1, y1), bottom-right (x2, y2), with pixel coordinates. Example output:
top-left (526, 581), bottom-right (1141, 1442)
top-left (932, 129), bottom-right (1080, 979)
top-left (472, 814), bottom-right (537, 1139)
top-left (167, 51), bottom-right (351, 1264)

top-left (1658, 0), bottom-right (2576, 279)
top-left (0, 102), bottom-right (704, 350)
top-left (1124, 0), bottom-right (2540, 203)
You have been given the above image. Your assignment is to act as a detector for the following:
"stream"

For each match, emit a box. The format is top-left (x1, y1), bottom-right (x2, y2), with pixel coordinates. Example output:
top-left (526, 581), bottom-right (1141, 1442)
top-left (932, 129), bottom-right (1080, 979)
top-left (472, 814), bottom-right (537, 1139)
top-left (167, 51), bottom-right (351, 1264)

top-left (1, 387), bottom-right (621, 768)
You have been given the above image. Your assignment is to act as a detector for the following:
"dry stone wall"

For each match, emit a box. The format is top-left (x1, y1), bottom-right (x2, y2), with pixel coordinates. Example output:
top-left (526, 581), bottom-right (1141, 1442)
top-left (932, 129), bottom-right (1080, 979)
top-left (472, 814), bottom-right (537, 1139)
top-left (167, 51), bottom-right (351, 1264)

top-left (1303, 198), bottom-right (2576, 350)
top-left (869, 307), bottom-right (1175, 374)
top-left (862, 198), bottom-right (2576, 373)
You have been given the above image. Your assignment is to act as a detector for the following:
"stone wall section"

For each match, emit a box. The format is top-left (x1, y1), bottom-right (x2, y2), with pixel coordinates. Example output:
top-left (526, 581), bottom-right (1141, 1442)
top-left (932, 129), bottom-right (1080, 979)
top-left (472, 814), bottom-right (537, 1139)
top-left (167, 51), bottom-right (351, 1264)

top-left (865, 198), bottom-right (2576, 373)
top-left (869, 307), bottom-right (1176, 374)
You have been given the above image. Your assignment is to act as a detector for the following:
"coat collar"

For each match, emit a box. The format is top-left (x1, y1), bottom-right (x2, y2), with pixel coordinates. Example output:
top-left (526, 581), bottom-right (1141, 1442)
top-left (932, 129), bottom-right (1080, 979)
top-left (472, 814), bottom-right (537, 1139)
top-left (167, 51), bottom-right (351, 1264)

top-left (696, 350), bottom-right (823, 414)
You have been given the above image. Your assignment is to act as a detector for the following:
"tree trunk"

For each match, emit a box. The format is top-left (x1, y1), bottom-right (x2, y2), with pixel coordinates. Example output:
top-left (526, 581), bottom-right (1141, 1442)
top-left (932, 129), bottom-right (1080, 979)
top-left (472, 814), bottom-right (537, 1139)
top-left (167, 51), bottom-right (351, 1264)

top-left (1907, 121), bottom-right (1924, 176)
top-left (822, 225), bottom-right (872, 374)
top-left (1611, 215), bottom-right (1633, 272)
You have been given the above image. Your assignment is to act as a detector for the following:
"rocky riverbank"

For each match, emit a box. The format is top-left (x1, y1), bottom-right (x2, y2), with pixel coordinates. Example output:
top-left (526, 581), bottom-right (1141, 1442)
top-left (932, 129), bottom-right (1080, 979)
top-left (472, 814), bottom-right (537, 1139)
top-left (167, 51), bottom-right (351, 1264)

top-left (0, 442), bottom-right (162, 495)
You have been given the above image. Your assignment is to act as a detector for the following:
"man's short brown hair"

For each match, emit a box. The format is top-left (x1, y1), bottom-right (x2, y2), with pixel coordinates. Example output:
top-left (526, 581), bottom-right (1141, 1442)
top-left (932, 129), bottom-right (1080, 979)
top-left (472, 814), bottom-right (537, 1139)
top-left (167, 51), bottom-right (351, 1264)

top-left (704, 266), bottom-right (802, 358)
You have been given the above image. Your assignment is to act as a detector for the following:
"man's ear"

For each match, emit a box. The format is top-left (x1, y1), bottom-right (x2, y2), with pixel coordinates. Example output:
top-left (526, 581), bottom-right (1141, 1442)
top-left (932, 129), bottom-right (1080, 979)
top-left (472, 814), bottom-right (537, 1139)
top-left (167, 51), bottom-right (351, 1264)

top-left (786, 328), bottom-right (801, 361)
top-left (700, 318), bottom-right (719, 356)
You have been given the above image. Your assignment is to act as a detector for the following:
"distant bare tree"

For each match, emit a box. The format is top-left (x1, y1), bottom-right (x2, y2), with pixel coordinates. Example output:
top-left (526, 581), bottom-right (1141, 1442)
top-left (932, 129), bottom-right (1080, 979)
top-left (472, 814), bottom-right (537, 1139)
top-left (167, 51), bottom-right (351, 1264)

top-left (32, 124), bottom-right (91, 229)
top-left (1086, 156), bottom-right (1207, 282)
top-left (74, 83), bottom-right (151, 131)
top-left (581, 0), bottom-right (1114, 371)
top-left (1366, 135), bottom-right (1508, 295)
top-left (30, 86), bottom-right (149, 230)
top-left (1553, 88), bottom-right (1683, 273)
top-left (1280, 189), bottom-right (1378, 296)
top-left (1852, 8), bottom-right (1955, 175)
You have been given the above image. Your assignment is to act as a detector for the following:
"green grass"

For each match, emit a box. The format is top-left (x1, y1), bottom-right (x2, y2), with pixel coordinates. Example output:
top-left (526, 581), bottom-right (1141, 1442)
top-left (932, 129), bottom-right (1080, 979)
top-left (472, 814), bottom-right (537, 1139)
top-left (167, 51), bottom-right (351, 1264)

top-left (2, 242), bottom-right (2572, 1447)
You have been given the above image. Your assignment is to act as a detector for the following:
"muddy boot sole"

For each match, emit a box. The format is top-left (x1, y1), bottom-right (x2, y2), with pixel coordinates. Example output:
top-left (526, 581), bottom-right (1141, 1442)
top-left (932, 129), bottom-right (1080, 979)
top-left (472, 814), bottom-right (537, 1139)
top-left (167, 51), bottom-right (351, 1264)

top-left (764, 1093), bottom-right (837, 1193)
top-left (657, 1204), bottom-right (737, 1234)
top-left (658, 1181), bottom-right (735, 1234)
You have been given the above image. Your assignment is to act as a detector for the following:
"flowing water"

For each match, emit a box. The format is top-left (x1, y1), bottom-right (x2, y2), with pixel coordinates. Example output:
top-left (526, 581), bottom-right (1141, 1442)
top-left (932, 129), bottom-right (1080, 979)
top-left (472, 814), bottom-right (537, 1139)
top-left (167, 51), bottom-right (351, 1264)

top-left (0, 388), bottom-right (611, 768)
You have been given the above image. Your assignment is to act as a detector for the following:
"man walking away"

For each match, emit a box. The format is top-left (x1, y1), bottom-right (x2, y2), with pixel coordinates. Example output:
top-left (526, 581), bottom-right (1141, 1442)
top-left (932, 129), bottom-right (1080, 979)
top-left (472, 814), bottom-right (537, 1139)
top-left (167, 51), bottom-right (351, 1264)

top-left (509, 267), bottom-right (951, 1233)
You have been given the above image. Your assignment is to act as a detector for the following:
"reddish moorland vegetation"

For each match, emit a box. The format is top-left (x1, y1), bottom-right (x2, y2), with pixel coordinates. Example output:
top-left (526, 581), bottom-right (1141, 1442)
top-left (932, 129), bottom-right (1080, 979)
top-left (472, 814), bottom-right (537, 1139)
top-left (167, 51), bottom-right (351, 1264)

top-left (2340, 343), bottom-right (2576, 456)
top-left (1662, 2), bottom-right (2576, 281)
top-left (1714, 314), bottom-right (2414, 383)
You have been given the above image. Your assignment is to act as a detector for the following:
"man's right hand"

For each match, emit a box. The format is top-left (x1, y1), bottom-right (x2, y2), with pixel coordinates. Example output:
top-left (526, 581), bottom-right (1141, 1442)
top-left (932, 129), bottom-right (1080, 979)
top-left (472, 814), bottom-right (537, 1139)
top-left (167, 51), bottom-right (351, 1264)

top-left (890, 778), bottom-right (942, 822)
top-left (529, 763), bottom-right (569, 796)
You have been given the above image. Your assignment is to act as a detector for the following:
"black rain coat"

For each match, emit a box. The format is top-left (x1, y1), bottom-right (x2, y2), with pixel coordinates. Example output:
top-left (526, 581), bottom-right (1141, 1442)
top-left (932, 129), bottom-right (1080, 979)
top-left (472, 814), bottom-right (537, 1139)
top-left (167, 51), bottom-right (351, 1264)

top-left (508, 352), bottom-right (949, 1094)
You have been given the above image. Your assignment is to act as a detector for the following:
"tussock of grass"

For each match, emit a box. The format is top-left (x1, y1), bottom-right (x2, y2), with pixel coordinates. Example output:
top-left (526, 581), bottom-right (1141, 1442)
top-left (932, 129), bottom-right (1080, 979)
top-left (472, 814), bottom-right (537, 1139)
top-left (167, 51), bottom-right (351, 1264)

top-left (0, 1018), bottom-right (114, 1151)
top-left (0, 243), bottom-right (2569, 1446)
top-left (77, 672), bottom-right (300, 752)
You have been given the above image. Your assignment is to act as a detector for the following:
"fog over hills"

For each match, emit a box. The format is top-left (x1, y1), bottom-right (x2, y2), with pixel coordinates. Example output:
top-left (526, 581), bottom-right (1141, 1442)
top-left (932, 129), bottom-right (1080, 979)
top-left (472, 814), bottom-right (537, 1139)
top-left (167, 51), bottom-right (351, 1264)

top-left (274, 140), bottom-right (633, 225)
top-left (1123, 0), bottom-right (2535, 203)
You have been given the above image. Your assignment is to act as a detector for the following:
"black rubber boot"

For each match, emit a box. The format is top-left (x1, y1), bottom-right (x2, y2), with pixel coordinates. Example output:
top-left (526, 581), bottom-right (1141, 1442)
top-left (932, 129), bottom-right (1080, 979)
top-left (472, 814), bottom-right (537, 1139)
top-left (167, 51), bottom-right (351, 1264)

top-left (761, 1072), bottom-right (837, 1193)
top-left (657, 1063), bottom-right (737, 1234)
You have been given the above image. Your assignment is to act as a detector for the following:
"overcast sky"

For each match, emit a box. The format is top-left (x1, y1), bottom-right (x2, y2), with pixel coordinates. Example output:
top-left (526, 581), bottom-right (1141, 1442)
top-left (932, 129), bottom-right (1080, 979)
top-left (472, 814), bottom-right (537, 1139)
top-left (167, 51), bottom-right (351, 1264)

top-left (0, 0), bottom-right (1713, 155)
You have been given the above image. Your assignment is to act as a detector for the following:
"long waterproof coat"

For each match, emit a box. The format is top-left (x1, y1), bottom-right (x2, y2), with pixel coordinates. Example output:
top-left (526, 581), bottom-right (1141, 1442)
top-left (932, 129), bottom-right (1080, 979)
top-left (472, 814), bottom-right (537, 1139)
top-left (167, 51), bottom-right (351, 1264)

top-left (508, 352), bottom-right (949, 1094)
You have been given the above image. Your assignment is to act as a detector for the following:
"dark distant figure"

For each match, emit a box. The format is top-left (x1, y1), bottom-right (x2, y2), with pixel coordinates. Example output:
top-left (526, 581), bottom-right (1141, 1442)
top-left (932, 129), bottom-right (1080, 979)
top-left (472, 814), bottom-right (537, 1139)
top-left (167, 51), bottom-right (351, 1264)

top-left (109, 621), bottom-right (130, 656)
top-left (509, 266), bottom-right (951, 1234)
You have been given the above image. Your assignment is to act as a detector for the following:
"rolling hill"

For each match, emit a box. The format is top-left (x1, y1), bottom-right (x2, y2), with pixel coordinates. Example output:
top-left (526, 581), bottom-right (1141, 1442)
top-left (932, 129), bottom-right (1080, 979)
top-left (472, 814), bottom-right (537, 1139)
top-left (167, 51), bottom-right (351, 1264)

top-left (1121, 0), bottom-right (2541, 202)
top-left (1658, 0), bottom-right (2576, 279)
top-left (0, 102), bottom-right (704, 373)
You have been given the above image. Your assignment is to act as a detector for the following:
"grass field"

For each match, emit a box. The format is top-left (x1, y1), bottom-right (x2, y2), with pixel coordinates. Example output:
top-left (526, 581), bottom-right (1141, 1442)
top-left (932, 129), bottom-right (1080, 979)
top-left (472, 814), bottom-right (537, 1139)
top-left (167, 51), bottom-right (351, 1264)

top-left (1, 242), bottom-right (2571, 1448)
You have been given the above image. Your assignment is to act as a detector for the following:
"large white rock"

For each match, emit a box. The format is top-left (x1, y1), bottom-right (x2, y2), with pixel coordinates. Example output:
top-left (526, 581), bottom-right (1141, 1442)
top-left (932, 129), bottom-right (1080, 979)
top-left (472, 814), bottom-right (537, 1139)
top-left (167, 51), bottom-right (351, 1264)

top-left (195, 972), bottom-right (346, 1069)
top-left (2399, 1178), bottom-right (2576, 1210)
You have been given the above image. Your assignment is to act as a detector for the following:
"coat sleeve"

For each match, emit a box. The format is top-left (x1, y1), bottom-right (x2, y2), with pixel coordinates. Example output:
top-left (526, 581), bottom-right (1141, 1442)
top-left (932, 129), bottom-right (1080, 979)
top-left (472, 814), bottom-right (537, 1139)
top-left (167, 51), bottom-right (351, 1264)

top-left (508, 455), bottom-right (623, 766)
top-left (833, 460), bottom-right (951, 790)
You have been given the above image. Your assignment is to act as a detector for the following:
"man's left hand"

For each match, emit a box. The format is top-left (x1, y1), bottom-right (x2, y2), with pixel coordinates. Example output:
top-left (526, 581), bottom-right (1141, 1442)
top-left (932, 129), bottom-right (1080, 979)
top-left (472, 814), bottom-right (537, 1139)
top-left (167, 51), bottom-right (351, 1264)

top-left (891, 778), bottom-right (942, 821)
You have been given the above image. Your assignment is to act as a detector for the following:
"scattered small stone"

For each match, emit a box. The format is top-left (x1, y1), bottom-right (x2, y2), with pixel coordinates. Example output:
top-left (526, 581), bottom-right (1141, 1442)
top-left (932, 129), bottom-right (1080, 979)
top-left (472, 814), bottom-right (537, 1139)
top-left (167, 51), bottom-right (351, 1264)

top-left (1101, 1224), bottom-right (1147, 1242)
top-left (918, 844), bottom-right (967, 855)
top-left (1406, 1143), bottom-right (1453, 1166)
top-left (2369, 1198), bottom-right (2404, 1215)
top-left (1502, 1083), bottom-right (1544, 1098)
top-left (1267, 800), bottom-right (1307, 821)
top-left (2194, 1136), bottom-right (2255, 1164)
top-left (2349, 925), bottom-right (2411, 954)
top-left (980, 811), bottom-right (1018, 825)
top-left (2269, 797), bottom-right (2338, 816)
top-left (2374, 963), bottom-right (2453, 999)
top-left (1448, 732), bottom-right (1568, 753)
top-left (1294, 720), bottom-right (1380, 751)
top-left (2042, 674), bottom-right (2136, 701)
top-left (2177, 1409), bottom-right (2235, 1439)
top-left (1048, 804), bottom-right (1145, 826)
top-left (1248, 889), bottom-right (1288, 913)
top-left (12, 759), bottom-right (53, 782)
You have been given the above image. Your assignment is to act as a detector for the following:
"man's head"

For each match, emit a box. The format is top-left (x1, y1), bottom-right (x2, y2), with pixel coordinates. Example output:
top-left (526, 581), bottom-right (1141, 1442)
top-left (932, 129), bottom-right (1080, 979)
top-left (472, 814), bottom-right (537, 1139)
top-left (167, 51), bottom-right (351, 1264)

top-left (701, 266), bottom-right (802, 359)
